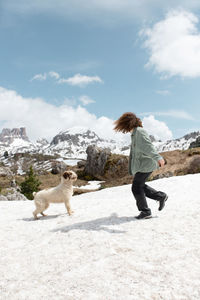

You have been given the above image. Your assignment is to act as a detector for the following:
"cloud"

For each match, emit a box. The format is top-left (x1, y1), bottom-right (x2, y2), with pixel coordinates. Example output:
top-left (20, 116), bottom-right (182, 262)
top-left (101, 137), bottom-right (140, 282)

top-left (58, 74), bottom-right (103, 87)
top-left (30, 71), bottom-right (60, 82)
top-left (0, 87), bottom-right (172, 143)
top-left (30, 72), bottom-right (103, 87)
top-left (30, 73), bottom-right (47, 81)
top-left (0, 87), bottom-right (121, 142)
top-left (141, 110), bottom-right (194, 120)
top-left (79, 95), bottom-right (95, 106)
top-left (141, 10), bottom-right (200, 78)
top-left (156, 90), bottom-right (170, 96)
top-left (142, 115), bottom-right (173, 141)
top-left (49, 71), bottom-right (60, 79)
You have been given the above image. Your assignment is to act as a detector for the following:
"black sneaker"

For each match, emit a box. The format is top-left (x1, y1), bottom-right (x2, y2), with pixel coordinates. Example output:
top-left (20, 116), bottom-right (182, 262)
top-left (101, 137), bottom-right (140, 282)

top-left (135, 211), bottom-right (152, 220)
top-left (158, 195), bottom-right (168, 211)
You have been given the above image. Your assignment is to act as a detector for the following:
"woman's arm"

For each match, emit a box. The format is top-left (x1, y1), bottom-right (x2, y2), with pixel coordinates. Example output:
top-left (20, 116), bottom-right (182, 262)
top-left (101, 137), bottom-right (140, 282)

top-left (137, 128), bottom-right (163, 162)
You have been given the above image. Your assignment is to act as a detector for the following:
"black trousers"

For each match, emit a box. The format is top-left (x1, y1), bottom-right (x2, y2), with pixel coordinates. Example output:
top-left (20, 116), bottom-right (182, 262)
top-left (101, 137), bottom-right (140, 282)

top-left (131, 172), bottom-right (166, 213)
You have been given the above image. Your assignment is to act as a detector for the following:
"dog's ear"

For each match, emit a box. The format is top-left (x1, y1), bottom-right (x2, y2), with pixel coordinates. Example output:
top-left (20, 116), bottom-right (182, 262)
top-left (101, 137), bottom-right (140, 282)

top-left (63, 171), bottom-right (70, 179)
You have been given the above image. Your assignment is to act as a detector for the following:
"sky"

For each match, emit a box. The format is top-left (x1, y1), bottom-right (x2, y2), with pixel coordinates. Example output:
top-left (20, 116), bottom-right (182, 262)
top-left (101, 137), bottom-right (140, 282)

top-left (1, 0), bottom-right (200, 142)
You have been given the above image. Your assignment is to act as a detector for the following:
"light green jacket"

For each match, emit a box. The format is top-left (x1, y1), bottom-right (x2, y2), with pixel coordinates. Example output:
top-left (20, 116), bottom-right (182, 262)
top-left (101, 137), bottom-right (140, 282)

top-left (128, 127), bottom-right (162, 175)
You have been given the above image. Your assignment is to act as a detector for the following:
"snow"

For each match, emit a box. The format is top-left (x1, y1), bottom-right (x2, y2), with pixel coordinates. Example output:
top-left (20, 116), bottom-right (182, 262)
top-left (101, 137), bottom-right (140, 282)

top-left (76, 180), bottom-right (104, 190)
top-left (1, 174), bottom-right (200, 300)
top-left (56, 158), bottom-right (81, 166)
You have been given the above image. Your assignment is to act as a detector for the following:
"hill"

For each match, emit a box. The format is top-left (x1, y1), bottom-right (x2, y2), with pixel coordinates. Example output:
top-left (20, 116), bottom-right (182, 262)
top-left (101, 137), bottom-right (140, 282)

top-left (0, 174), bottom-right (200, 299)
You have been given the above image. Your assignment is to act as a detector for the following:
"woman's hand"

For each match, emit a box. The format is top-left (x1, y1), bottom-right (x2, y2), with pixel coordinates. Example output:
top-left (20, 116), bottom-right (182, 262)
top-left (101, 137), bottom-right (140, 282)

top-left (158, 159), bottom-right (165, 167)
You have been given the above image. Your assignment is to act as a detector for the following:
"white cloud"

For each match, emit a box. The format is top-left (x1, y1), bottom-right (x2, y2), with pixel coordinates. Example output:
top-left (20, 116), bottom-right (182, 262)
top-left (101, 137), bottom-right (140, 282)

top-left (141, 10), bottom-right (200, 78)
top-left (30, 73), bottom-right (47, 81)
top-left (58, 74), bottom-right (103, 87)
top-left (30, 72), bottom-right (103, 87)
top-left (49, 71), bottom-right (60, 79)
top-left (156, 90), bottom-right (170, 96)
top-left (0, 87), bottom-right (120, 142)
top-left (30, 71), bottom-right (60, 82)
top-left (141, 110), bottom-right (194, 120)
top-left (142, 115), bottom-right (173, 141)
top-left (0, 87), bottom-right (173, 143)
top-left (79, 95), bottom-right (95, 106)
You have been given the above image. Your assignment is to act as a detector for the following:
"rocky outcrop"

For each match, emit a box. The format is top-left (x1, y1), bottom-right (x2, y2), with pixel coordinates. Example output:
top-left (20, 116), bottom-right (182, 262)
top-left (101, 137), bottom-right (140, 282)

top-left (0, 127), bottom-right (29, 144)
top-left (0, 195), bottom-right (7, 201)
top-left (0, 188), bottom-right (28, 201)
top-left (0, 167), bottom-right (13, 177)
top-left (189, 136), bottom-right (200, 149)
top-left (51, 161), bottom-right (67, 174)
top-left (50, 129), bottom-right (102, 146)
top-left (84, 145), bottom-right (129, 180)
top-left (84, 145), bottom-right (111, 177)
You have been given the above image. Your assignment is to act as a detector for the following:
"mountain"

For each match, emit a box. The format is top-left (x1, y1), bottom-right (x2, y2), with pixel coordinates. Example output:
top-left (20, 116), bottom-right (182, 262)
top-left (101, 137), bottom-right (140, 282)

top-left (1, 174), bottom-right (200, 299)
top-left (0, 126), bottom-right (200, 163)
top-left (154, 131), bottom-right (200, 152)
top-left (0, 127), bottom-right (29, 144)
top-left (48, 126), bottom-right (129, 158)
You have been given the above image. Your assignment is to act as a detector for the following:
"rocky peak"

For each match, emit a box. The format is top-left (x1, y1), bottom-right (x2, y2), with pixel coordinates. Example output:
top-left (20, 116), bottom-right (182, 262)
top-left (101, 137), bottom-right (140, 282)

top-left (50, 127), bottom-right (102, 146)
top-left (0, 127), bottom-right (29, 144)
top-left (176, 131), bottom-right (200, 142)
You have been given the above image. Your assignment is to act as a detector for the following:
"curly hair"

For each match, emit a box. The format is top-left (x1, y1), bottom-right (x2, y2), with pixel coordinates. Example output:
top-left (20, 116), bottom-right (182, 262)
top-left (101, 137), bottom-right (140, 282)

top-left (113, 112), bottom-right (142, 133)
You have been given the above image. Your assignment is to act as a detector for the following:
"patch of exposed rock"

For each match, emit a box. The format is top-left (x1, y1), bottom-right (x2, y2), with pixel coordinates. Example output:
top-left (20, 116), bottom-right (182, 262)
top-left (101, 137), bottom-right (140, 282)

top-left (0, 127), bottom-right (29, 144)
top-left (189, 136), bottom-right (200, 149)
top-left (51, 160), bottom-right (67, 174)
top-left (84, 145), bottom-right (111, 177)
top-left (0, 188), bottom-right (28, 201)
top-left (83, 145), bottom-right (130, 182)
top-left (0, 167), bottom-right (13, 177)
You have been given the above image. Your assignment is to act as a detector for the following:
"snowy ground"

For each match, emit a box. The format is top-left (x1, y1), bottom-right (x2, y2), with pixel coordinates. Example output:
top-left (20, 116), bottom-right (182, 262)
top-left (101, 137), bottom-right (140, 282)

top-left (76, 180), bottom-right (104, 190)
top-left (1, 174), bottom-right (200, 300)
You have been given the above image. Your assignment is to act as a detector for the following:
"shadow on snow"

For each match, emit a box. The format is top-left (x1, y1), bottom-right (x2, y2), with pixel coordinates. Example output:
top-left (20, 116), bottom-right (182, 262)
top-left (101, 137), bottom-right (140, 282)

top-left (52, 213), bottom-right (138, 234)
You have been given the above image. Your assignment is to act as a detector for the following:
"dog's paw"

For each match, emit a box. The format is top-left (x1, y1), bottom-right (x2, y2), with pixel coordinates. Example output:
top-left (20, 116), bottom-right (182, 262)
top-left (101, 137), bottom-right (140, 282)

top-left (68, 210), bottom-right (74, 216)
top-left (41, 212), bottom-right (47, 217)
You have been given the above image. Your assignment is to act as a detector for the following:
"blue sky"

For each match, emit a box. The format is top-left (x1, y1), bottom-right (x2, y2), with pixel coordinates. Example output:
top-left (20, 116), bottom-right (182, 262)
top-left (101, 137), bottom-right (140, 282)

top-left (1, 0), bottom-right (200, 142)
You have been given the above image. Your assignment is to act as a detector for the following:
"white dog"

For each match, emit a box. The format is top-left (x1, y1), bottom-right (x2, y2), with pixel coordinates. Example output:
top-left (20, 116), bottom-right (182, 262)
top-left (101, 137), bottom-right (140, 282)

top-left (33, 170), bottom-right (77, 220)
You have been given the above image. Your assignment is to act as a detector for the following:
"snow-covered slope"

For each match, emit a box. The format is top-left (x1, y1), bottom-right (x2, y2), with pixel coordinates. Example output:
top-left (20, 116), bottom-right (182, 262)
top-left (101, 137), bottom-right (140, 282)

top-left (154, 131), bottom-right (200, 152)
top-left (0, 126), bottom-right (129, 159)
top-left (48, 126), bottom-right (129, 158)
top-left (1, 127), bottom-right (200, 162)
top-left (1, 174), bottom-right (200, 300)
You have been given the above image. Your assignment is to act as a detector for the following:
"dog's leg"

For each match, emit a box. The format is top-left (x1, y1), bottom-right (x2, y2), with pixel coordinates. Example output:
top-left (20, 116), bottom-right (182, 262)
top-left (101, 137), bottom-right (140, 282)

top-left (33, 200), bottom-right (46, 219)
top-left (33, 210), bottom-right (40, 220)
top-left (40, 203), bottom-right (49, 217)
top-left (64, 200), bottom-right (74, 216)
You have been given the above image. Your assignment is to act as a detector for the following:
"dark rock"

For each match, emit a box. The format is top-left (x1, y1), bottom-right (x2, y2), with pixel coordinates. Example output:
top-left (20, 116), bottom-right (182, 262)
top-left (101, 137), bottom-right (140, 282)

top-left (77, 160), bottom-right (86, 168)
top-left (84, 145), bottom-right (111, 177)
top-left (152, 171), bottom-right (173, 180)
top-left (189, 136), bottom-right (200, 149)
top-left (187, 157), bottom-right (200, 174)
top-left (51, 161), bottom-right (67, 174)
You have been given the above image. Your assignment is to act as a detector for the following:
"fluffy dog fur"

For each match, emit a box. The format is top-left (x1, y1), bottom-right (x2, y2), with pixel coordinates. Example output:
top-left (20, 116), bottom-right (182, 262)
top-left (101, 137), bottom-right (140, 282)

top-left (33, 170), bottom-right (77, 220)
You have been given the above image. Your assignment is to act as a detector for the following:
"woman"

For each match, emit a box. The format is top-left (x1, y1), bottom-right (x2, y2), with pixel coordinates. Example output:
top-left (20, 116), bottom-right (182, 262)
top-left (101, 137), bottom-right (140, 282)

top-left (114, 112), bottom-right (168, 219)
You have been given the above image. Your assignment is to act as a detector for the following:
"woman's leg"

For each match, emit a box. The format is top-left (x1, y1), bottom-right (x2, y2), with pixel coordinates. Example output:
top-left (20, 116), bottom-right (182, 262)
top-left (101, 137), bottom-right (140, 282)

top-left (131, 172), bottom-right (152, 212)
top-left (144, 184), bottom-right (167, 201)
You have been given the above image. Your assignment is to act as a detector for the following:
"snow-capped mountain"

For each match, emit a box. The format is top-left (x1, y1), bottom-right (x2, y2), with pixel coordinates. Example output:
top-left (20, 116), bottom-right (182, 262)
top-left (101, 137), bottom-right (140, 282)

top-left (48, 126), bottom-right (129, 158)
top-left (0, 127), bottom-right (129, 163)
top-left (0, 127), bottom-right (200, 161)
top-left (154, 131), bottom-right (200, 152)
top-left (0, 127), bottom-right (29, 143)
